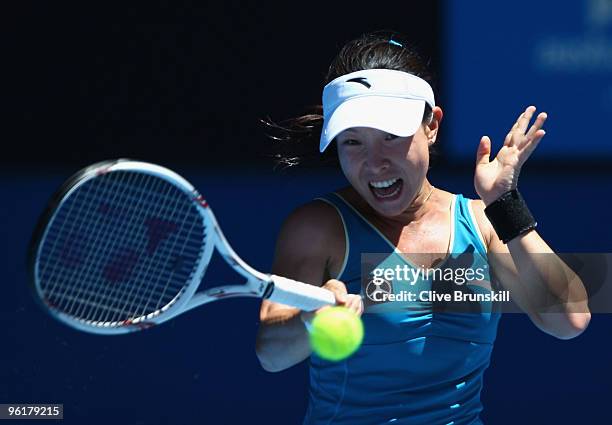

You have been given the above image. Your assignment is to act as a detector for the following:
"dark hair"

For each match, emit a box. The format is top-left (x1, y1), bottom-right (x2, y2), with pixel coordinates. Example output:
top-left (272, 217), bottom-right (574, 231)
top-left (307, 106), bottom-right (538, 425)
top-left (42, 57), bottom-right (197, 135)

top-left (263, 31), bottom-right (436, 169)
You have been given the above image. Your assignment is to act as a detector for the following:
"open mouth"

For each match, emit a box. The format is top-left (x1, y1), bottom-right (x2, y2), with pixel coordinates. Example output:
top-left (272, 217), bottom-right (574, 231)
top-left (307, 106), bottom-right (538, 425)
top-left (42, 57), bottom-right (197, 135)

top-left (369, 178), bottom-right (403, 201)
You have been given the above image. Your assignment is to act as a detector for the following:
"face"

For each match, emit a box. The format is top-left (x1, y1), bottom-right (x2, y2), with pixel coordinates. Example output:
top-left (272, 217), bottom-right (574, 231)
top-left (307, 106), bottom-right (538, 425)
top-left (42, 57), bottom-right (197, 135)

top-left (336, 123), bottom-right (434, 218)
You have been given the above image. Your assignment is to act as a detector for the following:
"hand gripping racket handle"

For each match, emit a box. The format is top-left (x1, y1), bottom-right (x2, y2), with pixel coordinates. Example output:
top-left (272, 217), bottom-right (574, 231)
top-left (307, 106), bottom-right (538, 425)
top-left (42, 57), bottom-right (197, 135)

top-left (267, 275), bottom-right (337, 311)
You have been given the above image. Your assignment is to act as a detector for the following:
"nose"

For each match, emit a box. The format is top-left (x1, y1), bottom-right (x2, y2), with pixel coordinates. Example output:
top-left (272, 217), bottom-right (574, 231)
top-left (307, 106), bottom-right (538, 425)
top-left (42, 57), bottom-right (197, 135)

top-left (365, 146), bottom-right (390, 175)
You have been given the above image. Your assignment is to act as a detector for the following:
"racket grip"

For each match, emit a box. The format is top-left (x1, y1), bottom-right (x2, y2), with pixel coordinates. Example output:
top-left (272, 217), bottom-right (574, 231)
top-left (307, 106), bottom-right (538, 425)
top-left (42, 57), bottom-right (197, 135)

top-left (267, 275), bottom-right (336, 311)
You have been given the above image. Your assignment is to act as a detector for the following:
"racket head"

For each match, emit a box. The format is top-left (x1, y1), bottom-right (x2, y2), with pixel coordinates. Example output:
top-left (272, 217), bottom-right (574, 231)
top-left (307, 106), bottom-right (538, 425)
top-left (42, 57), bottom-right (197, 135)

top-left (28, 159), bottom-right (214, 334)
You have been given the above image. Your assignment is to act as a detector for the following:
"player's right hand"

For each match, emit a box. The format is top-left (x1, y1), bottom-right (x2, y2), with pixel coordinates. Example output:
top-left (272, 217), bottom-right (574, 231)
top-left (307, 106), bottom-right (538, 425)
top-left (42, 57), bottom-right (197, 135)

top-left (320, 279), bottom-right (364, 317)
top-left (300, 279), bottom-right (364, 329)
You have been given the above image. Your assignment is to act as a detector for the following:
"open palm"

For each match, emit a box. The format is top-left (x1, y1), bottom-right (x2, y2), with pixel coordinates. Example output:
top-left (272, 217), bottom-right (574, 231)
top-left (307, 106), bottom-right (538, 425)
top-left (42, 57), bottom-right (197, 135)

top-left (475, 106), bottom-right (548, 206)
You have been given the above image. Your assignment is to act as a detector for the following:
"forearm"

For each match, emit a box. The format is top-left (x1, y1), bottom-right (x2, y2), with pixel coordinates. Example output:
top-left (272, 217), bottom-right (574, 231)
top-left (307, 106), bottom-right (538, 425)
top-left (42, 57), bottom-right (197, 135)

top-left (475, 107), bottom-right (590, 338)
top-left (255, 309), bottom-right (312, 372)
top-left (507, 230), bottom-right (591, 338)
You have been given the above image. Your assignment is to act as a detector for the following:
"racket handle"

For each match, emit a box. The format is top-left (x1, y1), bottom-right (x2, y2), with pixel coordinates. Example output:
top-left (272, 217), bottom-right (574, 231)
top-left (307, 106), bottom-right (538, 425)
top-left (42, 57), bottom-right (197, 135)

top-left (267, 275), bottom-right (336, 311)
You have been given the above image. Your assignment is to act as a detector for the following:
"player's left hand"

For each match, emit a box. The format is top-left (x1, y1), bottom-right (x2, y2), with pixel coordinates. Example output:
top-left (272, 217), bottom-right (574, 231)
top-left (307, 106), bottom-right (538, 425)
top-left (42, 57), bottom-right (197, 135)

top-left (474, 106), bottom-right (547, 205)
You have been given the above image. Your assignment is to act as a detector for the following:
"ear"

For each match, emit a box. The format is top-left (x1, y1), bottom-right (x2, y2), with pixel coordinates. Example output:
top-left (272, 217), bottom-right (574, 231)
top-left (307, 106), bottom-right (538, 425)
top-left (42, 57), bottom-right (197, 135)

top-left (425, 106), bottom-right (444, 145)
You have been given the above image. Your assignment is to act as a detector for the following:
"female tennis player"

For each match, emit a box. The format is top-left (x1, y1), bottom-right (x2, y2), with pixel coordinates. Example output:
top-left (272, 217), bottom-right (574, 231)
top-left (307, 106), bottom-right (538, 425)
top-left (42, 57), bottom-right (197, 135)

top-left (255, 32), bottom-right (590, 425)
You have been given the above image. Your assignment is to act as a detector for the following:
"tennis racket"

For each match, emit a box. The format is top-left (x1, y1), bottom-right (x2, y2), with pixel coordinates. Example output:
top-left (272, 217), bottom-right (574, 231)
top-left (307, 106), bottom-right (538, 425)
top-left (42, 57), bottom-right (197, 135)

top-left (28, 159), bottom-right (336, 334)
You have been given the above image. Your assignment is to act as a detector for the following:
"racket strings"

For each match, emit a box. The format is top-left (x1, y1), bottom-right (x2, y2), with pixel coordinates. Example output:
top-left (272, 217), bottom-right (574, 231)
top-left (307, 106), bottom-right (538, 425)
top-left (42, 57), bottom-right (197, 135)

top-left (45, 174), bottom-right (201, 323)
top-left (142, 187), bottom-right (204, 317)
top-left (41, 175), bottom-right (100, 303)
top-left (67, 170), bottom-right (146, 321)
top-left (43, 173), bottom-right (124, 313)
top-left (114, 173), bottom-right (200, 323)
top-left (94, 172), bottom-right (180, 323)
top-left (37, 170), bottom-right (207, 326)
top-left (43, 170), bottom-right (148, 321)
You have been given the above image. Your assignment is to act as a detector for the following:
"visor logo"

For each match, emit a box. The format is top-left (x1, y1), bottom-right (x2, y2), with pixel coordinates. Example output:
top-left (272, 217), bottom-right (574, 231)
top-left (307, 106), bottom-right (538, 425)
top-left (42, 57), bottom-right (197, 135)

top-left (346, 77), bottom-right (371, 89)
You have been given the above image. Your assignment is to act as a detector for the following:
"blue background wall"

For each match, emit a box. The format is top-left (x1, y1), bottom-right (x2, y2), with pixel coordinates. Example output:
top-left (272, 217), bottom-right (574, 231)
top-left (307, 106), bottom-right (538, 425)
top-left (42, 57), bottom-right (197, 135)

top-left (443, 0), bottom-right (612, 160)
top-left (3, 1), bottom-right (612, 424)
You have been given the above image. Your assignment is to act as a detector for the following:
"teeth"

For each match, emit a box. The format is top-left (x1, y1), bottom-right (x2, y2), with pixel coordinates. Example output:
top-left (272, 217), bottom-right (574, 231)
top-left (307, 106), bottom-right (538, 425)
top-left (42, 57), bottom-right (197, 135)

top-left (370, 178), bottom-right (399, 189)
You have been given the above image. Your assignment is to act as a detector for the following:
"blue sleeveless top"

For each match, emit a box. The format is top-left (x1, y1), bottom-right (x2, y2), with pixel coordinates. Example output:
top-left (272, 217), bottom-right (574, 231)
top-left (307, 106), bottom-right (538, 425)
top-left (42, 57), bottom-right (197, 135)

top-left (303, 193), bottom-right (501, 425)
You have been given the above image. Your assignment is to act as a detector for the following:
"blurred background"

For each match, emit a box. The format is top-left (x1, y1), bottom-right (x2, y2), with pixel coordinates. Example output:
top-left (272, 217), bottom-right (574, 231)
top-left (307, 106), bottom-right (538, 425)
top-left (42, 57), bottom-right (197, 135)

top-left (2, 1), bottom-right (611, 424)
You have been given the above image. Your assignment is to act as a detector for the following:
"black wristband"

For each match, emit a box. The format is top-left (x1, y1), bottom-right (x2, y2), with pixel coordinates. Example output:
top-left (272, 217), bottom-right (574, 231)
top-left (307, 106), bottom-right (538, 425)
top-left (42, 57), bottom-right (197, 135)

top-left (484, 189), bottom-right (537, 244)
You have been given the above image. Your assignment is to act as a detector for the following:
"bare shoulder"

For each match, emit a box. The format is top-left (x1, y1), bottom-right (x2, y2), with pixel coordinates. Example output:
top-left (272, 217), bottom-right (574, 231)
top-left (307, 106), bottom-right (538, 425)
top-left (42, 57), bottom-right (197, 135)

top-left (280, 199), bottom-right (343, 241)
top-left (260, 199), bottom-right (345, 319)
top-left (272, 199), bottom-right (345, 284)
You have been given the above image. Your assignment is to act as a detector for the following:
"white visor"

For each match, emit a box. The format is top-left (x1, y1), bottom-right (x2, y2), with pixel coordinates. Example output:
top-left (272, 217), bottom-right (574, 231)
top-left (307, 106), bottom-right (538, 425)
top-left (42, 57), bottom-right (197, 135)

top-left (319, 69), bottom-right (435, 152)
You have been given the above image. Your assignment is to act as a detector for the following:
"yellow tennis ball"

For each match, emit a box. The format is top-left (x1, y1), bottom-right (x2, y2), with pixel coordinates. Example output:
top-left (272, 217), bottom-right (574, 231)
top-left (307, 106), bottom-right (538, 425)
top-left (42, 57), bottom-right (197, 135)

top-left (309, 306), bottom-right (364, 361)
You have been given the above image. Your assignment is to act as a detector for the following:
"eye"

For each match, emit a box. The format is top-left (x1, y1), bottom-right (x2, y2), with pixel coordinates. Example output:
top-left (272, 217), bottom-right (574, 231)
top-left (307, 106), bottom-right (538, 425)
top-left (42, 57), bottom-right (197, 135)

top-left (341, 138), bottom-right (361, 146)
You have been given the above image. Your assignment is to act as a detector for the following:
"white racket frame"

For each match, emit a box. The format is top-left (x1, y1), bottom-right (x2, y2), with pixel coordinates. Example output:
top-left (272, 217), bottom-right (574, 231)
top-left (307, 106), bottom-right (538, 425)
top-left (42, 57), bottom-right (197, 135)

top-left (31, 160), bottom-right (336, 334)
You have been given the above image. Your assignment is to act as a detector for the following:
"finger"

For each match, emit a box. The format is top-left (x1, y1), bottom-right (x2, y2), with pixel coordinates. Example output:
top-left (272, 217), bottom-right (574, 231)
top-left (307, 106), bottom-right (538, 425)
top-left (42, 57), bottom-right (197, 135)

top-left (517, 106), bottom-right (536, 133)
top-left (506, 113), bottom-right (524, 147)
top-left (518, 129), bottom-right (545, 163)
top-left (504, 131), bottom-right (513, 147)
top-left (323, 279), bottom-right (348, 304)
top-left (521, 112), bottom-right (548, 149)
top-left (504, 111), bottom-right (525, 147)
top-left (333, 293), bottom-right (347, 305)
top-left (345, 295), bottom-right (364, 317)
top-left (509, 110), bottom-right (525, 132)
top-left (511, 113), bottom-right (523, 131)
top-left (476, 136), bottom-right (492, 165)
